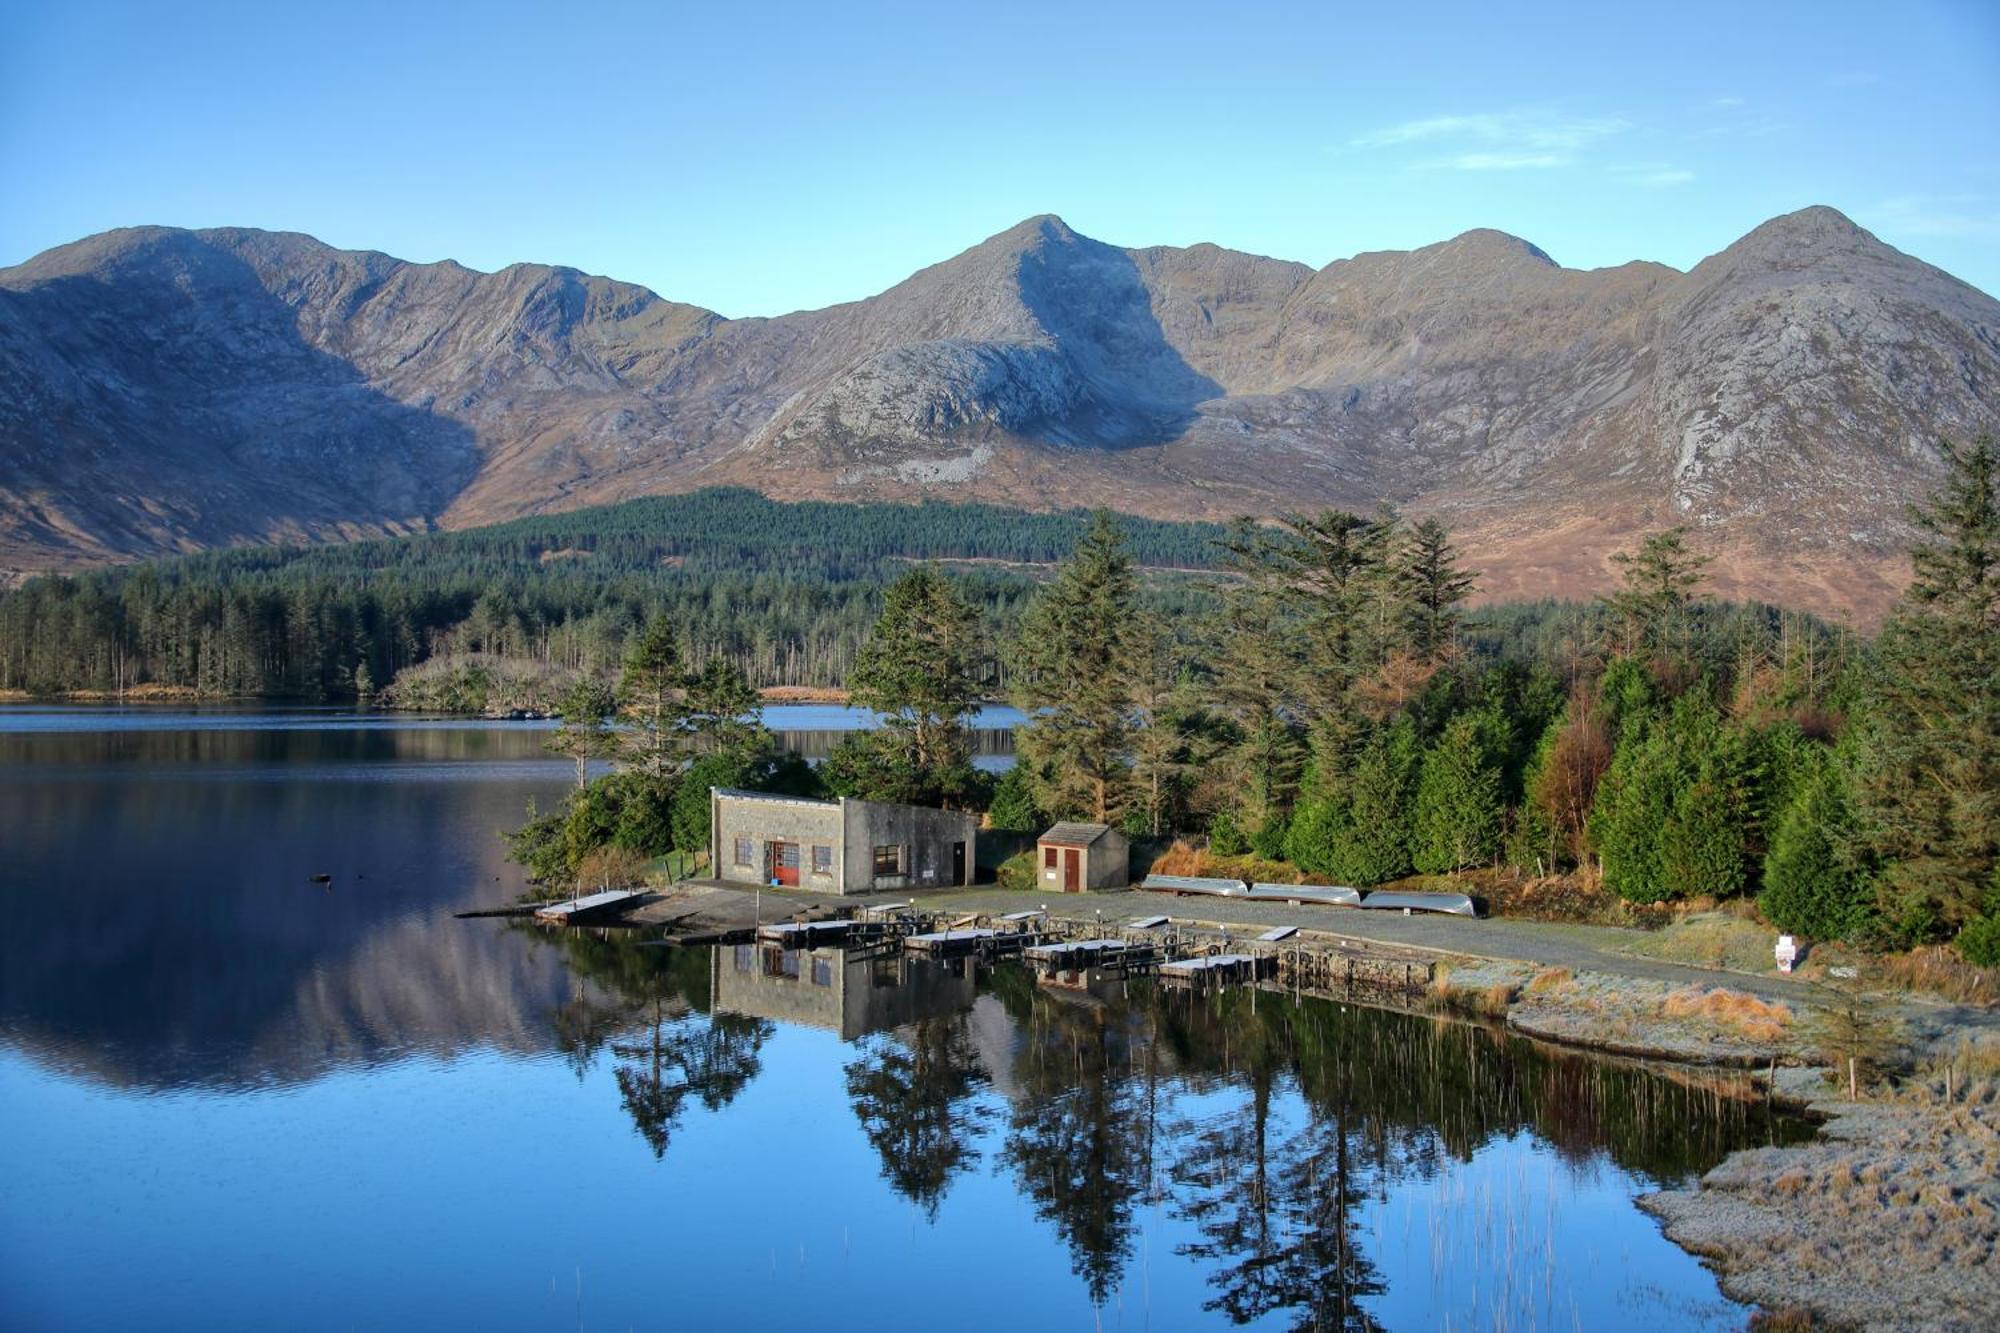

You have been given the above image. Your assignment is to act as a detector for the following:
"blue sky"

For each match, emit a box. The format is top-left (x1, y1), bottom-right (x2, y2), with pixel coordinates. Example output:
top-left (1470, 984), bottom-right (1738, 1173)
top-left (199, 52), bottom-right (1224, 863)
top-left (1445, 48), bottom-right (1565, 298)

top-left (3, 0), bottom-right (1996, 313)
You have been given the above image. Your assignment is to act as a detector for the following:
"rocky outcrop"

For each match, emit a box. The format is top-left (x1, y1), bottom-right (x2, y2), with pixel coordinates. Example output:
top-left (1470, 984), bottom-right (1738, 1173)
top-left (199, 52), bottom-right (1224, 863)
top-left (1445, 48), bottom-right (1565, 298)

top-left (4, 207), bottom-right (1996, 618)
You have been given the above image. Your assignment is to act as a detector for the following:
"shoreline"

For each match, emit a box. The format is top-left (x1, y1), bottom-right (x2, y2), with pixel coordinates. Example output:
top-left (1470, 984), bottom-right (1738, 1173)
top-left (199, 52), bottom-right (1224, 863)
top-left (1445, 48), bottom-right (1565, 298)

top-left (0, 683), bottom-right (860, 709)
top-left (718, 880), bottom-right (1998, 1331)
top-left (1640, 1067), bottom-right (1999, 1332)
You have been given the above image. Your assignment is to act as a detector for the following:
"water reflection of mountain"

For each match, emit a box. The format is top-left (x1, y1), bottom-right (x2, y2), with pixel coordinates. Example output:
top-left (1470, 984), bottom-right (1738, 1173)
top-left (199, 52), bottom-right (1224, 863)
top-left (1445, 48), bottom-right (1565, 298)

top-left (0, 712), bottom-right (1016, 1093)
top-left (0, 724), bottom-right (578, 1090)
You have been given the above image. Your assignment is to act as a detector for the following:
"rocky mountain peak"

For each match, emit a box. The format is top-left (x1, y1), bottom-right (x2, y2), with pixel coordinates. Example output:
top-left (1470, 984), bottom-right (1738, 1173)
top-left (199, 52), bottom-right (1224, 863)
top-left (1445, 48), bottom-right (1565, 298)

top-left (3, 210), bottom-right (1996, 620)
top-left (1434, 227), bottom-right (1557, 268)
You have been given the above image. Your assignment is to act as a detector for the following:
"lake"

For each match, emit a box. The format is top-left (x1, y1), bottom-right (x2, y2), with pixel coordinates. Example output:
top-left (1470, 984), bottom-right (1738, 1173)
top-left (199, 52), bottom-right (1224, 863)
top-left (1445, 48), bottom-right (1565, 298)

top-left (0, 708), bottom-right (1805, 1330)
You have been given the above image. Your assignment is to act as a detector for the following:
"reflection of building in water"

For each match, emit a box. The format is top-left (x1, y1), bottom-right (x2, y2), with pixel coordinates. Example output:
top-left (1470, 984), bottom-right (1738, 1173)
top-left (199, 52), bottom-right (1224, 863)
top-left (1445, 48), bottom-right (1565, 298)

top-left (710, 945), bottom-right (977, 1040)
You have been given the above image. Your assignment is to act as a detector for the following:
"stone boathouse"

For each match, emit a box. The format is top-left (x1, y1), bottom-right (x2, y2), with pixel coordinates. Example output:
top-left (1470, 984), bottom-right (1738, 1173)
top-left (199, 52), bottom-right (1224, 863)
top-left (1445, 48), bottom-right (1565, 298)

top-left (709, 788), bottom-right (978, 895)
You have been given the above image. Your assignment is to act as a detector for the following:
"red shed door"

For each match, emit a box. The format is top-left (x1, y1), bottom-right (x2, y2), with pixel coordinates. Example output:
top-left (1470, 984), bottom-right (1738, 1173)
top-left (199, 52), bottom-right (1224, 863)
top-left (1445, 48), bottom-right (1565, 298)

top-left (1063, 848), bottom-right (1080, 893)
top-left (768, 841), bottom-right (800, 886)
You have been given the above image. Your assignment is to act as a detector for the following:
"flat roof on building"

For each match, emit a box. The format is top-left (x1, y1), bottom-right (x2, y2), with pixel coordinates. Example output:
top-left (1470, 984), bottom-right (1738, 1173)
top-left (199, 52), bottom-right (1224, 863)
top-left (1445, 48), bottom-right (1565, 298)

top-left (711, 787), bottom-right (837, 810)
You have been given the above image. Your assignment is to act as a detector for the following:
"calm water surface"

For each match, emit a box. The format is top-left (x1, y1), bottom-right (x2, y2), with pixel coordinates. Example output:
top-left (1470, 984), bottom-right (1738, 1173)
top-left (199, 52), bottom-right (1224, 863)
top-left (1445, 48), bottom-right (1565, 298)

top-left (0, 708), bottom-right (1803, 1331)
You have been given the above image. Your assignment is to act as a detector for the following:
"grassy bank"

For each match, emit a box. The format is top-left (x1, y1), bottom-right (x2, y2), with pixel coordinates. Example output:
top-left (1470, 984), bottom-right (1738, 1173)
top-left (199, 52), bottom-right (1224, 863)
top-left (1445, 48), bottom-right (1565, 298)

top-left (1641, 1046), bottom-right (2000, 1332)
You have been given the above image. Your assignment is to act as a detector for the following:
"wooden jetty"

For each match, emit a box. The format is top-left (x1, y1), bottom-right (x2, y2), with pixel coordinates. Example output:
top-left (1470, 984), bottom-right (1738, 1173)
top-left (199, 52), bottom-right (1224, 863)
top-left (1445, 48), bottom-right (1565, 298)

top-left (1024, 937), bottom-right (1131, 964)
top-left (905, 927), bottom-right (1036, 960)
top-left (757, 920), bottom-right (840, 947)
top-left (532, 888), bottom-right (647, 925)
top-left (1160, 953), bottom-right (1276, 991)
top-left (1025, 936), bottom-right (1162, 987)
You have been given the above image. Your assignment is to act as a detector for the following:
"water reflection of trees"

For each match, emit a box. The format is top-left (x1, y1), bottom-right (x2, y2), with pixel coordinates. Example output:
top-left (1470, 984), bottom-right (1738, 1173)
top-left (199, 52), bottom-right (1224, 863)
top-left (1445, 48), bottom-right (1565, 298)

top-left (1165, 996), bottom-right (1385, 1332)
top-left (989, 976), bottom-right (1796, 1324)
top-left (528, 936), bottom-right (1799, 1325)
top-left (843, 1012), bottom-right (993, 1218)
top-left (614, 1007), bottom-right (773, 1158)
top-left (526, 929), bottom-right (773, 1158)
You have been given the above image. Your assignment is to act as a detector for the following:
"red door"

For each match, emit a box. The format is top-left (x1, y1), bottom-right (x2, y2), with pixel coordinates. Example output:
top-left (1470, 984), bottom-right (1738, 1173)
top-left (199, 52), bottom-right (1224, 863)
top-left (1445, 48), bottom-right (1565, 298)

top-left (769, 841), bottom-right (800, 886)
top-left (1063, 848), bottom-right (1080, 893)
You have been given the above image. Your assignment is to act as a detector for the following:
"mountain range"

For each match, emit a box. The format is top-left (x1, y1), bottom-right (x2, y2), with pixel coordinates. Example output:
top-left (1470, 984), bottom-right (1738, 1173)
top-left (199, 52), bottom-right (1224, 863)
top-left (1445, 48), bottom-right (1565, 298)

top-left (3, 206), bottom-right (1996, 618)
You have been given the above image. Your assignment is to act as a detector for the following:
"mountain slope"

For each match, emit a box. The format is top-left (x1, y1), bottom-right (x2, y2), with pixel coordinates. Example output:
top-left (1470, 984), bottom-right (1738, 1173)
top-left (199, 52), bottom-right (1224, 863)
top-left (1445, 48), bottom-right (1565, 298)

top-left (3, 207), bottom-right (1996, 618)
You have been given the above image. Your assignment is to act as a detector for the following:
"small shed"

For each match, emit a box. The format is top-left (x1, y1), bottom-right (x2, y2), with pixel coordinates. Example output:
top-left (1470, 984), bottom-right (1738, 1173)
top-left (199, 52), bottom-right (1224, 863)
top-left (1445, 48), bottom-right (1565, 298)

top-left (1035, 822), bottom-right (1130, 893)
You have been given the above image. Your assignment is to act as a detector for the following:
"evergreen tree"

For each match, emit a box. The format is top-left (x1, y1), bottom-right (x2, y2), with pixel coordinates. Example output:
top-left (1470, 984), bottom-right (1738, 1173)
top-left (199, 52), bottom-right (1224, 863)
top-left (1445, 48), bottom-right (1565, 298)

top-left (547, 676), bottom-right (618, 791)
top-left (1761, 747), bottom-right (1867, 939)
top-left (1659, 775), bottom-right (1748, 898)
top-left (1851, 435), bottom-right (2000, 942)
top-left (1396, 517), bottom-right (1477, 662)
top-left (681, 657), bottom-right (767, 761)
top-left (1127, 616), bottom-right (1208, 837)
top-left (848, 564), bottom-right (985, 808)
top-left (1591, 693), bottom-right (1755, 901)
top-left (985, 763), bottom-right (1043, 834)
top-left (618, 617), bottom-right (689, 776)
top-left (1590, 716), bottom-right (1683, 902)
top-left (1203, 565), bottom-right (1306, 837)
top-left (1409, 715), bottom-right (1502, 874)
top-left (1287, 719), bottom-right (1420, 884)
top-left (1602, 527), bottom-right (1711, 659)
top-left (1008, 512), bottom-right (1138, 824)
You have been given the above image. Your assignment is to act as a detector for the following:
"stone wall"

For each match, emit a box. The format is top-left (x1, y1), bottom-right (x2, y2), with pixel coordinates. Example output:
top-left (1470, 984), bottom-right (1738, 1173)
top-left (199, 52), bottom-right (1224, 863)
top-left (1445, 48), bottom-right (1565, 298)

top-left (711, 792), bottom-right (844, 890)
top-left (842, 798), bottom-right (978, 894)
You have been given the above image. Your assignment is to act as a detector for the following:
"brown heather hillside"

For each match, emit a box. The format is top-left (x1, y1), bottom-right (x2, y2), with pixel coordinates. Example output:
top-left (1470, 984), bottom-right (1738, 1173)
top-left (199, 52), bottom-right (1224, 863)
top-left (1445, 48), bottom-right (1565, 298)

top-left (2, 207), bottom-right (1995, 619)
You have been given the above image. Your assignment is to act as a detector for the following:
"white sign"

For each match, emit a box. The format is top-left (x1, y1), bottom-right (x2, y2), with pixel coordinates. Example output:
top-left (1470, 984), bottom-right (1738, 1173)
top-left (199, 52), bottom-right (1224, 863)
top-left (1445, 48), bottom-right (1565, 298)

top-left (1775, 935), bottom-right (1798, 973)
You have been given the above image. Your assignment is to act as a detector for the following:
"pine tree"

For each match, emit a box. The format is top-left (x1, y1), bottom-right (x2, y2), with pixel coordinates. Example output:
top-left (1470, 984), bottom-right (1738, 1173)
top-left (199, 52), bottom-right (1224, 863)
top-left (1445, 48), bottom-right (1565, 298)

top-left (548, 676), bottom-right (617, 791)
top-left (1590, 716), bottom-right (1682, 902)
top-left (847, 565), bottom-right (985, 808)
top-left (1007, 512), bottom-right (1138, 824)
top-left (1851, 435), bottom-right (2000, 942)
top-left (1206, 587), bottom-right (1306, 841)
top-left (1660, 775), bottom-right (1747, 898)
top-left (1762, 747), bottom-right (1867, 939)
top-left (1409, 715), bottom-right (1502, 874)
top-left (1288, 719), bottom-right (1420, 884)
top-left (1396, 517), bottom-right (1477, 662)
top-left (985, 763), bottom-right (1043, 834)
top-left (1591, 692), bottom-right (1756, 901)
top-left (1602, 527), bottom-right (1711, 659)
top-left (681, 657), bottom-right (769, 762)
top-left (618, 617), bottom-right (689, 776)
top-left (1127, 616), bottom-right (1208, 837)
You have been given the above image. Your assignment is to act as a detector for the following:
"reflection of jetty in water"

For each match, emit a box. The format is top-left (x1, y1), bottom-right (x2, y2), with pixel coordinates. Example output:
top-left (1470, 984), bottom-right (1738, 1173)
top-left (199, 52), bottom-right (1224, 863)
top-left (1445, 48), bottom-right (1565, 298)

top-left (711, 944), bottom-right (977, 1040)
